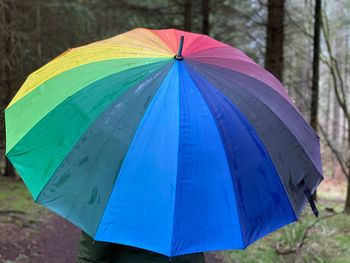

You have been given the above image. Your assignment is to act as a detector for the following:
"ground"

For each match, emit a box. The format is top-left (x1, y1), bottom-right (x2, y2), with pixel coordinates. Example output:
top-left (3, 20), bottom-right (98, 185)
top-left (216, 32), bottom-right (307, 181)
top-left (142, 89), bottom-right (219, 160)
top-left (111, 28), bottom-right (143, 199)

top-left (0, 213), bottom-right (223, 263)
top-left (0, 174), bottom-right (349, 263)
top-left (0, 177), bottom-right (225, 263)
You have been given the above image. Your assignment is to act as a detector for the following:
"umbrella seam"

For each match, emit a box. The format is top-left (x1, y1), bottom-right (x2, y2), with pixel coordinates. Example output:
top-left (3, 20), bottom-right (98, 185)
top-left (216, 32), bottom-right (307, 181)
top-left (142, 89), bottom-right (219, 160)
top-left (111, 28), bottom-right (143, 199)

top-left (182, 60), bottom-right (247, 249)
top-left (184, 60), bottom-right (313, 221)
top-left (185, 59), bottom-right (322, 175)
top-left (185, 57), bottom-right (297, 112)
top-left (118, 28), bottom-right (175, 55)
top-left (5, 58), bottom-right (172, 155)
top-left (6, 56), bottom-right (171, 111)
top-left (185, 47), bottom-right (256, 65)
top-left (169, 61), bottom-right (180, 257)
top-left (181, 35), bottom-right (229, 56)
top-left (146, 28), bottom-right (208, 56)
top-left (30, 60), bottom-right (173, 203)
top-left (35, 61), bottom-right (175, 240)
top-left (92, 61), bottom-right (176, 246)
top-left (145, 28), bottom-right (177, 55)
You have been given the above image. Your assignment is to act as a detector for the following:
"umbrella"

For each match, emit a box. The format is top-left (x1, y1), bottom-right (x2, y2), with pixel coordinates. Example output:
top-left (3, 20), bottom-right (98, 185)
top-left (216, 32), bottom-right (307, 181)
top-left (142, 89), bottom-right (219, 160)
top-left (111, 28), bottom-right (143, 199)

top-left (5, 28), bottom-right (323, 257)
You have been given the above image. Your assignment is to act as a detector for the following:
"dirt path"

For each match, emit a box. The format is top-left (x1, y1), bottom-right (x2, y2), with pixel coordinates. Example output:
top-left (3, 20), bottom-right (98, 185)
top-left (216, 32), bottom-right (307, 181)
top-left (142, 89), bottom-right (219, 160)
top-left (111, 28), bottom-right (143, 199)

top-left (32, 215), bottom-right (81, 263)
top-left (14, 215), bottom-right (225, 263)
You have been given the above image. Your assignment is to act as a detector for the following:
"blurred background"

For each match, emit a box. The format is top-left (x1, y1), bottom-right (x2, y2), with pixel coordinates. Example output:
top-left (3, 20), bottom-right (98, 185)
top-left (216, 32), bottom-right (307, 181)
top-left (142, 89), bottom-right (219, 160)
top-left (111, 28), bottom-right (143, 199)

top-left (0, 0), bottom-right (349, 262)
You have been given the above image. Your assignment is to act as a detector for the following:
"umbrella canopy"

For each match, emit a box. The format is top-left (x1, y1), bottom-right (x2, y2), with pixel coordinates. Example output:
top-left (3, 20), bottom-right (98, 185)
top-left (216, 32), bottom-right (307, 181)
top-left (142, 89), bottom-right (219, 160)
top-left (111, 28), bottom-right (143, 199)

top-left (5, 28), bottom-right (323, 257)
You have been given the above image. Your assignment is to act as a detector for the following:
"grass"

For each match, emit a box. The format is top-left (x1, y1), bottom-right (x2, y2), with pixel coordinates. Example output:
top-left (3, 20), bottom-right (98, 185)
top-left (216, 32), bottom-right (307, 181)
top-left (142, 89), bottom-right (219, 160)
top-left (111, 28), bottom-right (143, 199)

top-left (217, 176), bottom-right (350, 263)
top-left (0, 176), bottom-right (52, 235)
top-left (0, 176), bottom-right (54, 262)
top-left (0, 174), bottom-right (349, 263)
top-left (0, 176), bottom-right (53, 262)
top-left (218, 210), bottom-right (350, 263)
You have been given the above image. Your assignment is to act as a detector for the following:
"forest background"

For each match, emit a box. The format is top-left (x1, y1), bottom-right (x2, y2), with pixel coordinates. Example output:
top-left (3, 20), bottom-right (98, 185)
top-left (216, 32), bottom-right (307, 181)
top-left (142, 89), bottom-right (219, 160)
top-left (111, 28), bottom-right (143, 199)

top-left (0, 0), bottom-right (350, 262)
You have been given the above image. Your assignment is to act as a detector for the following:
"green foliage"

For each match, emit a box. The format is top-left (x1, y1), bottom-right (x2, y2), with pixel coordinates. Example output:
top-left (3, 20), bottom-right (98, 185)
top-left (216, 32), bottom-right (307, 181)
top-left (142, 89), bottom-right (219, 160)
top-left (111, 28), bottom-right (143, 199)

top-left (275, 217), bottom-right (310, 249)
top-left (0, 177), bottom-right (51, 229)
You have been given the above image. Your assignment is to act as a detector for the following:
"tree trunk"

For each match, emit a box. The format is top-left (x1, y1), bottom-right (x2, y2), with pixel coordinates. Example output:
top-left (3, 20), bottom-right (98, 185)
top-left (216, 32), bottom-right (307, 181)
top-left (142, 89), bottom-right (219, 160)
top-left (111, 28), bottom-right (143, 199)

top-left (310, 0), bottom-right (321, 200)
top-left (202, 0), bottom-right (209, 35)
top-left (325, 80), bottom-right (332, 135)
top-left (2, 0), bottom-right (15, 177)
top-left (331, 99), bottom-right (340, 178)
top-left (342, 37), bottom-right (348, 145)
top-left (36, 0), bottom-right (42, 67)
top-left (0, 1), bottom-right (5, 162)
top-left (184, 0), bottom-right (192, 31)
top-left (4, 0), bottom-right (12, 104)
top-left (332, 27), bottom-right (341, 178)
top-left (310, 0), bottom-right (321, 132)
top-left (345, 168), bottom-right (350, 213)
top-left (5, 157), bottom-right (15, 177)
top-left (264, 0), bottom-right (285, 82)
top-left (321, 4), bottom-right (350, 213)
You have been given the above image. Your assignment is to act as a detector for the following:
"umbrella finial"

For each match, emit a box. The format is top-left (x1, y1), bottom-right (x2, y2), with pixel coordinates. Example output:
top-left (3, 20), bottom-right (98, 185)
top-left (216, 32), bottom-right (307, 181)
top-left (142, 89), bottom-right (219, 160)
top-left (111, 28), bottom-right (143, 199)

top-left (174, 35), bottom-right (184, 60)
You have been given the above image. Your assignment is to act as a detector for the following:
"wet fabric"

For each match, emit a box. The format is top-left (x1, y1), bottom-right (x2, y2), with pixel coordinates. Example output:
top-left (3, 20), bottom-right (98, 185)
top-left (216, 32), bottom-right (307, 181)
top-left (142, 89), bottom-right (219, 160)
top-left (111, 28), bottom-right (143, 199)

top-left (184, 60), bottom-right (322, 217)
top-left (37, 63), bottom-right (173, 237)
top-left (6, 28), bottom-right (323, 257)
top-left (184, 63), bottom-right (296, 245)
top-left (7, 60), bottom-right (171, 200)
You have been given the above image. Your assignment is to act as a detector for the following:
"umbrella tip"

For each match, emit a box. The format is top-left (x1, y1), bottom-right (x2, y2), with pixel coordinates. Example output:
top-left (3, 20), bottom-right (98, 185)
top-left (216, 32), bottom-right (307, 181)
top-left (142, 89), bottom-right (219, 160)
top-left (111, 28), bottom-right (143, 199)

top-left (174, 35), bottom-right (184, 60)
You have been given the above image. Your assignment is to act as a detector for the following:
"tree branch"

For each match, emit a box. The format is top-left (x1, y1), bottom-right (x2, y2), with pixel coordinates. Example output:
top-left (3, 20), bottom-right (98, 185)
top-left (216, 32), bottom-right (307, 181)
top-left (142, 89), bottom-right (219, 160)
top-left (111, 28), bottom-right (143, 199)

top-left (275, 211), bottom-right (340, 255)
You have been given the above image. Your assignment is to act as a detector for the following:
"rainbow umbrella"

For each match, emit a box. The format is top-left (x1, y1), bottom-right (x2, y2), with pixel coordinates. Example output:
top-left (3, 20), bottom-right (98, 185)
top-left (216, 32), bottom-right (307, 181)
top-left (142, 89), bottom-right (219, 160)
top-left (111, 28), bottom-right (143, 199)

top-left (5, 28), bottom-right (323, 257)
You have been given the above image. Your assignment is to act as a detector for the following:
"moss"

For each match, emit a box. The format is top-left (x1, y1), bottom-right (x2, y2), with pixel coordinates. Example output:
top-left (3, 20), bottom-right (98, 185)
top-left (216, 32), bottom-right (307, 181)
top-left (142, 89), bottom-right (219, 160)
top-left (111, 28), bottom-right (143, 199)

top-left (0, 177), bottom-right (52, 231)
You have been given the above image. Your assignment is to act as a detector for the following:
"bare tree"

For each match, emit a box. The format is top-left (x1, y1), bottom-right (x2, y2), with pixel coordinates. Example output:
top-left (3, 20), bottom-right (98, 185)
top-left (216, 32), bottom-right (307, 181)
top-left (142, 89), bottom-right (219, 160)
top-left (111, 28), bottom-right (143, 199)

top-left (320, 12), bottom-right (350, 213)
top-left (310, 0), bottom-right (321, 200)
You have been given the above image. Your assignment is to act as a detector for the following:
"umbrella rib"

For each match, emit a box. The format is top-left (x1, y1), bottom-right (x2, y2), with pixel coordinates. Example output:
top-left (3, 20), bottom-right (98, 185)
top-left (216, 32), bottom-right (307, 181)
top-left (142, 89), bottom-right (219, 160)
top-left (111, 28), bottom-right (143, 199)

top-left (178, 61), bottom-right (247, 249)
top-left (19, 60), bottom-right (172, 202)
top-left (184, 60), bottom-right (321, 218)
top-left (185, 59), bottom-right (321, 175)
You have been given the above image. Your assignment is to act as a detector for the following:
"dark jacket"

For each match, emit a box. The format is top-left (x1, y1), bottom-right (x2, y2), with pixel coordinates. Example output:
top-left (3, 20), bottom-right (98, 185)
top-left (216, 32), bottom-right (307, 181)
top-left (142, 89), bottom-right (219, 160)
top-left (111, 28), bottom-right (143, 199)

top-left (77, 231), bottom-right (206, 263)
